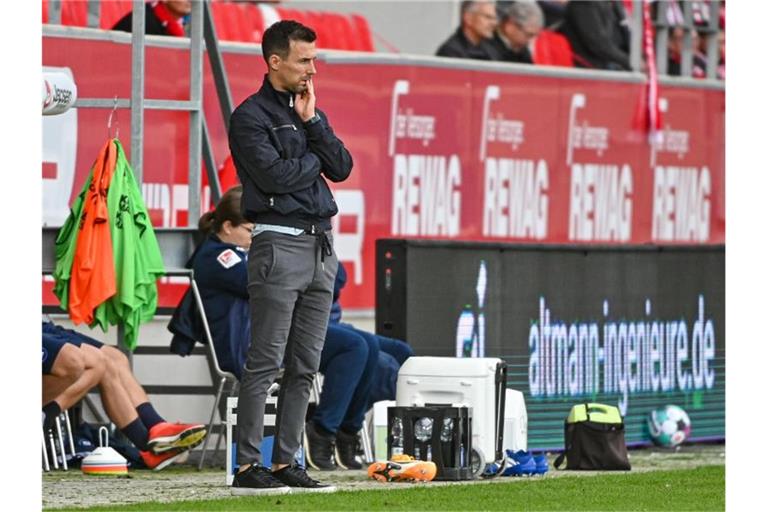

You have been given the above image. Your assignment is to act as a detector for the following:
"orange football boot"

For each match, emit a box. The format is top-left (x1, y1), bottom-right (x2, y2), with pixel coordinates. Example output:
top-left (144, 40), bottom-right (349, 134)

top-left (367, 454), bottom-right (437, 482)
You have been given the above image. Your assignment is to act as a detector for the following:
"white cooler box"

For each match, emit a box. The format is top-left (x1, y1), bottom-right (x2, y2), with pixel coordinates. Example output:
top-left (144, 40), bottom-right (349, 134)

top-left (396, 357), bottom-right (509, 469)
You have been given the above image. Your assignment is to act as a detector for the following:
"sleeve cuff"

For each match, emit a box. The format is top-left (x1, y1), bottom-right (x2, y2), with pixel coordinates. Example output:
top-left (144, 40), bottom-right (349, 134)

top-left (303, 114), bottom-right (322, 127)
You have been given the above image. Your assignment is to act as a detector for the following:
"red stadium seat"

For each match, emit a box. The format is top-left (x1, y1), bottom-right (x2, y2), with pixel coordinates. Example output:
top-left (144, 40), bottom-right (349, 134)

top-left (322, 13), bottom-right (351, 50)
top-left (350, 14), bottom-right (375, 52)
top-left (304, 11), bottom-right (327, 48)
top-left (42, 0), bottom-right (49, 23)
top-left (100, 0), bottom-right (132, 30)
top-left (211, 1), bottom-right (241, 42)
top-left (275, 7), bottom-right (308, 26)
top-left (240, 2), bottom-right (265, 43)
top-left (533, 30), bottom-right (574, 67)
top-left (60, 0), bottom-right (88, 27)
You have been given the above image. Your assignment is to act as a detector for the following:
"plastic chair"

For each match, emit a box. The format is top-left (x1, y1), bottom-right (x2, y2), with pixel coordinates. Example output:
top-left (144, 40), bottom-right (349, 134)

top-left (99, 0), bottom-right (132, 30)
top-left (210, 1), bottom-right (238, 42)
top-left (241, 2), bottom-right (265, 43)
top-left (350, 14), bottom-right (375, 52)
top-left (325, 13), bottom-right (352, 50)
top-left (60, 0), bottom-right (88, 27)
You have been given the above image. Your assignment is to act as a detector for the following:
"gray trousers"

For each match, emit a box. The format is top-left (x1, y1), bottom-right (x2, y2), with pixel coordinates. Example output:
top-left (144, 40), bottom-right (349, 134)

top-left (236, 230), bottom-right (338, 466)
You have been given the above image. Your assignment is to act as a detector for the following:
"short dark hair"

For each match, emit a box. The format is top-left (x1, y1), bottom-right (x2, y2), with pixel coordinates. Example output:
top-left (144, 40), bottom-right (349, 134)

top-left (261, 20), bottom-right (317, 64)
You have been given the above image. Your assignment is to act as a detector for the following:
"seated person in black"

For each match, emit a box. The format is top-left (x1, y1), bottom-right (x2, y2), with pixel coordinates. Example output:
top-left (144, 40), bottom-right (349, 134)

top-left (490, 1), bottom-right (543, 64)
top-left (436, 0), bottom-right (501, 60)
top-left (112, 0), bottom-right (190, 37)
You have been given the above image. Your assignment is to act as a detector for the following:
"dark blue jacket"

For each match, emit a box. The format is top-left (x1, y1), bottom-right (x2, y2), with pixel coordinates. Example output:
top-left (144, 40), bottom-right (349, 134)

top-left (169, 235), bottom-right (250, 379)
top-left (193, 235), bottom-right (250, 379)
top-left (229, 75), bottom-right (353, 231)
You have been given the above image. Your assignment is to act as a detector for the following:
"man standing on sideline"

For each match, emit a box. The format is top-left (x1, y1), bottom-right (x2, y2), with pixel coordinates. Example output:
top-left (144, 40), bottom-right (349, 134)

top-left (436, 0), bottom-right (500, 60)
top-left (227, 20), bottom-right (353, 495)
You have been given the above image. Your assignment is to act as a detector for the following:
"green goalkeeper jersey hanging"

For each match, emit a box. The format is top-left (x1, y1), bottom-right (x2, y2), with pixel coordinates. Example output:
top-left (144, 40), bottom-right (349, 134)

top-left (52, 173), bottom-right (93, 312)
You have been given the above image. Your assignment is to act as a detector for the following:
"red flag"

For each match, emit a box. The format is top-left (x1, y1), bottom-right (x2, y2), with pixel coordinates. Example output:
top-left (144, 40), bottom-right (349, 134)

top-left (642, 0), bottom-right (663, 144)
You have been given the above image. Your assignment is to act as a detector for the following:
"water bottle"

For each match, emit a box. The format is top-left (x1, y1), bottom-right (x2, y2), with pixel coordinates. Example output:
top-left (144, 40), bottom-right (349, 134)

top-left (440, 418), bottom-right (454, 442)
top-left (391, 417), bottom-right (403, 456)
top-left (414, 417), bottom-right (433, 442)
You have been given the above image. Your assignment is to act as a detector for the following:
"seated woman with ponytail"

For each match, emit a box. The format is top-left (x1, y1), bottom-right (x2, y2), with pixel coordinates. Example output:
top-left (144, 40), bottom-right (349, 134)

top-left (184, 185), bottom-right (254, 379)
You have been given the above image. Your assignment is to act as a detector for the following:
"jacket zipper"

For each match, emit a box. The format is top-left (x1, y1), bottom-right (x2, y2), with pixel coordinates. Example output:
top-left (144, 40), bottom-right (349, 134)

top-left (271, 123), bottom-right (297, 132)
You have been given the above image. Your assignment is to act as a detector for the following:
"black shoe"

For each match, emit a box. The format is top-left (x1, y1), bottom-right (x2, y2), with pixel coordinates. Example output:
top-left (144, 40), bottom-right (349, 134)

top-left (335, 430), bottom-right (363, 470)
top-left (303, 421), bottom-right (337, 471)
top-left (272, 464), bottom-right (337, 493)
top-left (231, 465), bottom-right (291, 496)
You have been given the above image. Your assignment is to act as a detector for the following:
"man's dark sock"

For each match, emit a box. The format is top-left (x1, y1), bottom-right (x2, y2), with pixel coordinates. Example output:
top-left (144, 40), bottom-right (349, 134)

top-left (42, 401), bottom-right (61, 430)
top-left (121, 417), bottom-right (149, 451)
top-left (136, 402), bottom-right (165, 430)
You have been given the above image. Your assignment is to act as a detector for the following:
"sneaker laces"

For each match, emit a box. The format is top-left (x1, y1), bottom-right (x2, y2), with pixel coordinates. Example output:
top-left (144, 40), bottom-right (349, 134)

top-left (284, 464), bottom-right (320, 486)
top-left (242, 465), bottom-right (283, 485)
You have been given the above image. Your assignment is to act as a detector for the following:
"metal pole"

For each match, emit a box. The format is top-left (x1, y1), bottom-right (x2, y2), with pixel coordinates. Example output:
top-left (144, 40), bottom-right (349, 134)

top-left (202, 118), bottom-right (223, 203)
top-left (49, 0), bottom-right (61, 24)
top-left (629, 0), bottom-right (643, 72)
top-left (189, 0), bottom-right (204, 226)
top-left (131, 0), bottom-right (146, 184)
top-left (705, 0), bottom-right (720, 80)
top-left (87, 0), bottom-right (101, 29)
top-left (655, 0), bottom-right (669, 75)
top-left (680, 0), bottom-right (693, 77)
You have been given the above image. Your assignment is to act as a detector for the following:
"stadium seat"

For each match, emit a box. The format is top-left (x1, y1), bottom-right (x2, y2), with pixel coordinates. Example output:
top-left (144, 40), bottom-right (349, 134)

top-left (210, 1), bottom-right (239, 42)
top-left (99, 0), bottom-right (132, 30)
top-left (533, 30), bottom-right (574, 67)
top-left (275, 6), bottom-right (308, 26)
top-left (241, 2), bottom-right (265, 43)
top-left (42, 0), bottom-right (49, 24)
top-left (316, 13), bottom-right (347, 50)
top-left (60, 0), bottom-right (88, 27)
top-left (350, 13), bottom-right (375, 52)
top-left (303, 11), bottom-right (327, 48)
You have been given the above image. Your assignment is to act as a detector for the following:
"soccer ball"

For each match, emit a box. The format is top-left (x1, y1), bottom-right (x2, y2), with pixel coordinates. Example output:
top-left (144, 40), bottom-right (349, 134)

top-left (647, 405), bottom-right (691, 447)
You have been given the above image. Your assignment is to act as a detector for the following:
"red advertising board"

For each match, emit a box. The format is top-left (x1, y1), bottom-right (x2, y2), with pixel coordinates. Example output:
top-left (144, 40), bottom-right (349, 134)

top-left (42, 29), bottom-right (725, 311)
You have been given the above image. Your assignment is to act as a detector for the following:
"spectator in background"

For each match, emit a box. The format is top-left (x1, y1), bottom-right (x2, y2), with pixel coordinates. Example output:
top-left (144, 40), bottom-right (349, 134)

top-left (490, 1), bottom-right (544, 64)
top-left (667, 26), bottom-right (707, 78)
top-left (558, 0), bottom-right (631, 70)
top-left (716, 30), bottom-right (724, 80)
top-left (436, 0), bottom-right (500, 60)
top-left (112, 0), bottom-right (191, 36)
top-left (538, 0), bottom-right (568, 29)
